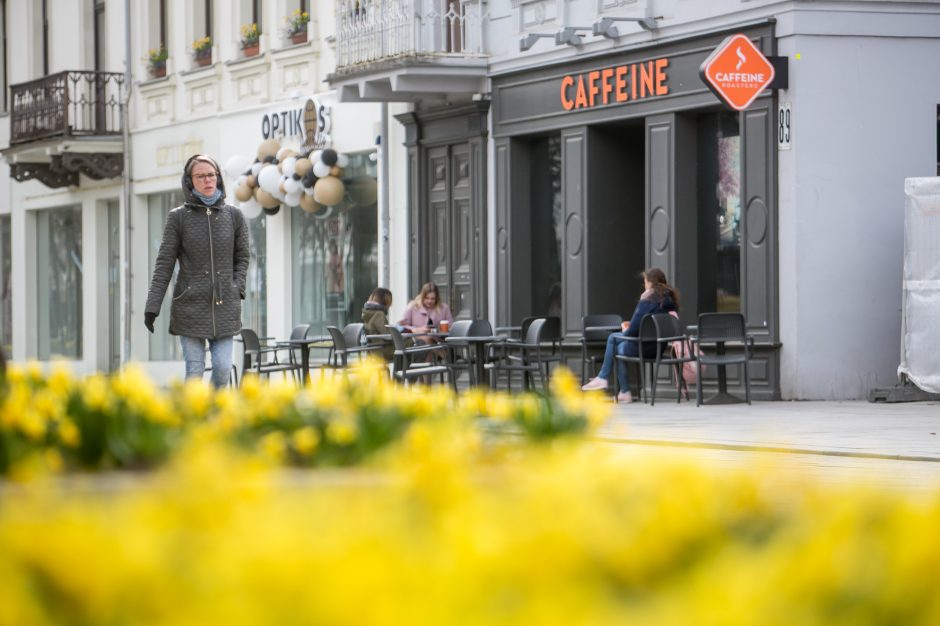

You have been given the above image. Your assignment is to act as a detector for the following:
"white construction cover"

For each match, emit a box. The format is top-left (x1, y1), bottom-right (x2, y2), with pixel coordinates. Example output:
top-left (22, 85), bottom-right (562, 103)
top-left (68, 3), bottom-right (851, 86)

top-left (898, 177), bottom-right (940, 392)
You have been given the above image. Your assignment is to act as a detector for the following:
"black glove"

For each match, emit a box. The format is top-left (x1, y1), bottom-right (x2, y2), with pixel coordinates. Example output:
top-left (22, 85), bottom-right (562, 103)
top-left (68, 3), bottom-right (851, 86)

top-left (144, 312), bottom-right (157, 333)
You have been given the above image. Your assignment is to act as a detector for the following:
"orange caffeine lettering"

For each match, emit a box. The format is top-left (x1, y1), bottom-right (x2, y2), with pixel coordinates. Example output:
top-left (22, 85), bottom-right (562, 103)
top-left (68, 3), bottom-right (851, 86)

top-left (615, 65), bottom-right (628, 102)
top-left (600, 68), bottom-right (614, 104)
top-left (574, 75), bottom-right (588, 108)
top-left (557, 58), bottom-right (670, 110)
top-left (640, 62), bottom-right (654, 98)
top-left (655, 58), bottom-right (668, 95)
top-left (560, 75), bottom-right (574, 110)
top-left (588, 71), bottom-right (600, 107)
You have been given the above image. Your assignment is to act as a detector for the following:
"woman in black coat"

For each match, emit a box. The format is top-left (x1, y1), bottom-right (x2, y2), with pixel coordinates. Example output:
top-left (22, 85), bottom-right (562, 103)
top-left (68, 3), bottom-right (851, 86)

top-left (144, 154), bottom-right (250, 387)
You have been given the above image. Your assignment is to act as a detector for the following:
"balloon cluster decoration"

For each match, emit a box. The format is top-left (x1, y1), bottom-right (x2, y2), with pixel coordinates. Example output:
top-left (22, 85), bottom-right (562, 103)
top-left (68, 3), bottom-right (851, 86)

top-left (223, 139), bottom-right (351, 219)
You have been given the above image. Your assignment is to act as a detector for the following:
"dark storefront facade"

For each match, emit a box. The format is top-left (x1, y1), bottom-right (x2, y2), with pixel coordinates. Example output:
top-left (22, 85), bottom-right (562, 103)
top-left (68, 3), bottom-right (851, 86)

top-left (491, 23), bottom-right (781, 399)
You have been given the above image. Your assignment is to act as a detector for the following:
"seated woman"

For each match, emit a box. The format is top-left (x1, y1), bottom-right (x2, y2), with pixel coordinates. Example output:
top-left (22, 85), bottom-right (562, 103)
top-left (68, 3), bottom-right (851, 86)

top-left (361, 287), bottom-right (395, 361)
top-left (397, 282), bottom-right (454, 347)
top-left (581, 267), bottom-right (680, 403)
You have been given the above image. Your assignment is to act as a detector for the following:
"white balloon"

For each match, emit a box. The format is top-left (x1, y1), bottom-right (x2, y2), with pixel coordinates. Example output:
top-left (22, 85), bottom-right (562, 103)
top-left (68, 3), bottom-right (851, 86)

top-left (236, 174), bottom-right (247, 188)
top-left (258, 165), bottom-right (282, 194)
top-left (224, 154), bottom-right (251, 179)
top-left (272, 187), bottom-right (286, 201)
top-left (281, 157), bottom-right (297, 178)
top-left (283, 178), bottom-right (301, 194)
top-left (336, 153), bottom-right (350, 168)
top-left (239, 197), bottom-right (262, 219)
top-left (285, 190), bottom-right (303, 207)
top-left (312, 161), bottom-right (331, 178)
top-left (250, 162), bottom-right (263, 177)
top-left (311, 150), bottom-right (323, 165)
top-left (303, 185), bottom-right (315, 196)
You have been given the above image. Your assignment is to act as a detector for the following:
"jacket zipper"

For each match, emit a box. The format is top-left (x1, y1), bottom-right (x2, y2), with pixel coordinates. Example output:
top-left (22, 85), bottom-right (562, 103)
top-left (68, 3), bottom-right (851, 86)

top-left (206, 207), bottom-right (218, 338)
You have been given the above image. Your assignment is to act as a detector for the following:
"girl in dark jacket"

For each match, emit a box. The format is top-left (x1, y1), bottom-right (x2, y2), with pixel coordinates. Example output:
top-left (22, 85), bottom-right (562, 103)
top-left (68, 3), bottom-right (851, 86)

top-left (361, 287), bottom-right (395, 361)
top-left (144, 154), bottom-right (250, 388)
top-left (582, 268), bottom-right (679, 403)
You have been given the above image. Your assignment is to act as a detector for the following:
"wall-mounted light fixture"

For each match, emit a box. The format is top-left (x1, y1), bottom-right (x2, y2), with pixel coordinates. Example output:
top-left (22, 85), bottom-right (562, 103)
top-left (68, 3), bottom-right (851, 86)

top-left (592, 16), bottom-right (663, 39)
top-left (554, 27), bottom-right (593, 47)
top-left (519, 32), bottom-right (555, 51)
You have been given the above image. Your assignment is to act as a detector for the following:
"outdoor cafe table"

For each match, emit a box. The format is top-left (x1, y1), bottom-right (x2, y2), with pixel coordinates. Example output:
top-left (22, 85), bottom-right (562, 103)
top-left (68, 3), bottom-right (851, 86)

top-left (444, 335), bottom-right (501, 388)
top-left (284, 336), bottom-right (332, 385)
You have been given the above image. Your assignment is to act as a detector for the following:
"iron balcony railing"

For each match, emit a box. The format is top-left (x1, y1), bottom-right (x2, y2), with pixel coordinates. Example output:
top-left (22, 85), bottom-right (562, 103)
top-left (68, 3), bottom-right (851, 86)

top-left (9, 70), bottom-right (124, 145)
top-left (336, 0), bottom-right (487, 69)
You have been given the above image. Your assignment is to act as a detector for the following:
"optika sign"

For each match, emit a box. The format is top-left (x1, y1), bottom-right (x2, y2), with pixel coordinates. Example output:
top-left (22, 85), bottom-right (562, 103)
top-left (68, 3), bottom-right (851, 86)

top-left (560, 58), bottom-right (670, 111)
top-left (700, 34), bottom-right (775, 111)
top-left (260, 97), bottom-right (332, 148)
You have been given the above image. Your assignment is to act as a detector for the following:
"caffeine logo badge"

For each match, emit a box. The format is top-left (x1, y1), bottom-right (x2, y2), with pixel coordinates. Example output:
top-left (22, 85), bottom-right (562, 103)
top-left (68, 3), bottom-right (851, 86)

top-left (700, 34), bottom-right (775, 111)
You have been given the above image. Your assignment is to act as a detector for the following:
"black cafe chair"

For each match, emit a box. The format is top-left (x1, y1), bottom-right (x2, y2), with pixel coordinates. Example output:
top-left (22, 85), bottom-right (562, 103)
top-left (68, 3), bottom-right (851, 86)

top-left (648, 313), bottom-right (696, 405)
top-left (240, 328), bottom-right (302, 382)
top-left (385, 326), bottom-right (456, 390)
top-left (612, 314), bottom-right (658, 403)
top-left (693, 312), bottom-right (753, 406)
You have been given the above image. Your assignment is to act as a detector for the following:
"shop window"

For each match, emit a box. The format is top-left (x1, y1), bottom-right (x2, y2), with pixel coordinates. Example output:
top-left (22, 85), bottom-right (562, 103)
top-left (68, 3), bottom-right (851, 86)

top-left (529, 134), bottom-right (563, 319)
top-left (147, 191), bottom-right (183, 361)
top-left (0, 215), bottom-right (10, 357)
top-left (243, 214), bottom-right (267, 337)
top-left (37, 206), bottom-right (82, 360)
top-left (291, 152), bottom-right (377, 336)
top-left (697, 111), bottom-right (741, 313)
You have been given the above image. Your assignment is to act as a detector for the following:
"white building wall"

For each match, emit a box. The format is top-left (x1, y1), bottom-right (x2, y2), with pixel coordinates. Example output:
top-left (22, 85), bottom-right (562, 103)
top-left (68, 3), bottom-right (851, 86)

top-left (775, 8), bottom-right (940, 399)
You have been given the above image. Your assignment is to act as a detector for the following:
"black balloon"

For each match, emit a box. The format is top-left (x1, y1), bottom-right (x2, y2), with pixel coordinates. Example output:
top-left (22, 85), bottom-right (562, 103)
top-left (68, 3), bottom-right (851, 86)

top-left (263, 155), bottom-right (276, 164)
top-left (321, 148), bottom-right (338, 166)
top-left (263, 206), bottom-right (280, 216)
top-left (303, 169), bottom-right (317, 188)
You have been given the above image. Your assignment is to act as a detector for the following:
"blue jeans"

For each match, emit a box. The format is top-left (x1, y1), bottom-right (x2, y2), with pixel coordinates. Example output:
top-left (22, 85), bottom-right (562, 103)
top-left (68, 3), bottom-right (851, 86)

top-left (180, 335), bottom-right (234, 388)
top-left (596, 332), bottom-right (639, 393)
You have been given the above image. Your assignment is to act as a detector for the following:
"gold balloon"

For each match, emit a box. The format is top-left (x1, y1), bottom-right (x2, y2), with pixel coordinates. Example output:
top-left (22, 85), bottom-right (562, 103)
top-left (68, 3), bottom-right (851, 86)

top-left (313, 176), bottom-right (346, 207)
top-left (276, 147), bottom-right (297, 162)
top-left (245, 174), bottom-right (256, 188)
top-left (330, 166), bottom-right (344, 177)
top-left (348, 176), bottom-right (378, 206)
top-left (293, 157), bottom-right (312, 178)
top-left (234, 184), bottom-right (253, 202)
top-left (257, 138), bottom-right (280, 161)
top-left (299, 193), bottom-right (323, 213)
top-left (255, 187), bottom-right (281, 209)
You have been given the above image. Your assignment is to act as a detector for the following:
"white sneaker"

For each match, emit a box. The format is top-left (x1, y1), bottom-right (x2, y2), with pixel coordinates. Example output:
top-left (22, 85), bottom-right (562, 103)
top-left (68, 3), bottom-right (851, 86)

top-left (617, 391), bottom-right (633, 404)
top-left (581, 377), bottom-right (609, 391)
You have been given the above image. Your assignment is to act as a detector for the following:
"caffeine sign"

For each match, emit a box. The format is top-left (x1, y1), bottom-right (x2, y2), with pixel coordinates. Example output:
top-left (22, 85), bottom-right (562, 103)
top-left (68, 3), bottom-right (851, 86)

top-left (700, 34), bottom-right (775, 111)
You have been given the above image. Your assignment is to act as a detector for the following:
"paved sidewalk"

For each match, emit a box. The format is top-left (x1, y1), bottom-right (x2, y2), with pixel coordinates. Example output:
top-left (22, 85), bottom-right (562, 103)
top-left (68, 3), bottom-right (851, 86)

top-left (598, 399), bottom-right (940, 461)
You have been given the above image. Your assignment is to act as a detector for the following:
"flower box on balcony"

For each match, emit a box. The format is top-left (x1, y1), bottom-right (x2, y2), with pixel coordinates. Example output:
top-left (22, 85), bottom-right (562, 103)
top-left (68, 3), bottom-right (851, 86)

top-left (243, 43), bottom-right (260, 57)
top-left (192, 36), bottom-right (212, 67)
top-left (291, 31), bottom-right (308, 45)
top-left (149, 63), bottom-right (167, 78)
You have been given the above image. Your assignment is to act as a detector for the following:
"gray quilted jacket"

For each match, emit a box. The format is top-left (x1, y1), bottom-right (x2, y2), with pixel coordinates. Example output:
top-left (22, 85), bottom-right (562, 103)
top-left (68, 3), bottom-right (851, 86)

top-left (145, 170), bottom-right (250, 339)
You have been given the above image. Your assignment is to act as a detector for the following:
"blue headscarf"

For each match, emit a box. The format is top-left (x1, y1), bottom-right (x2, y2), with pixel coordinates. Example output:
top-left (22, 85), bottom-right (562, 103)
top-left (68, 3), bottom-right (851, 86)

top-left (193, 188), bottom-right (223, 206)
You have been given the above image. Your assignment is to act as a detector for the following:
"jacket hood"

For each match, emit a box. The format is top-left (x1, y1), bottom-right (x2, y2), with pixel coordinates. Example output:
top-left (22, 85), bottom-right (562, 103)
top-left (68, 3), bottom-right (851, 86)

top-left (181, 154), bottom-right (227, 208)
top-left (363, 301), bottom-right (387, 312)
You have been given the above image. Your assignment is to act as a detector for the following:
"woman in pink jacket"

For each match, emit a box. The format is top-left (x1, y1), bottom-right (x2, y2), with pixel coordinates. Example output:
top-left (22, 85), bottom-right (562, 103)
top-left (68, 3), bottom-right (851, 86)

top-left (398, 282), bottom-right (453, 346)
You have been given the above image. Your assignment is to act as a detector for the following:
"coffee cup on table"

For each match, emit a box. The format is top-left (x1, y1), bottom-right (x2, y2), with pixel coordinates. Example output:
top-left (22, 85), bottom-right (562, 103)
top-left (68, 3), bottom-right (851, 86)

top-left (439, 320), bottom-right (450, 333)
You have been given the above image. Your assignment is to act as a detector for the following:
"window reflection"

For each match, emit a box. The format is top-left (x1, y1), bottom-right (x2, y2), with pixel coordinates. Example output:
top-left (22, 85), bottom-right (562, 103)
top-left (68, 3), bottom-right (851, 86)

top-left (37, 207), bottom-right (82, 360)
top-left (698, 112), bottom-right (741, 313)
top-left (291, 152), bottom-right (377, 336)
top-left (148, 191), bottom-right (183, 361)
top-left (530, 134), bottom-right (563, 318)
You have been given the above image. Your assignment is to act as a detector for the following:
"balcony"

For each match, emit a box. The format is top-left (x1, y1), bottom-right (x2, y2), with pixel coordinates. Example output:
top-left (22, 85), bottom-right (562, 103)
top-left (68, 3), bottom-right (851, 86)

top-left (3, 70), bottom-right (125, 188)
top-left (328, 0), bottom-right (488, 102)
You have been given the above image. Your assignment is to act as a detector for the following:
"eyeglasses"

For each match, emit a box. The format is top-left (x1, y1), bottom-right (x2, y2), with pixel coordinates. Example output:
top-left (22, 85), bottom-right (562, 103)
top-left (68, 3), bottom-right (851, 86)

top-left (192, 173), bottom-right (217, 181)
